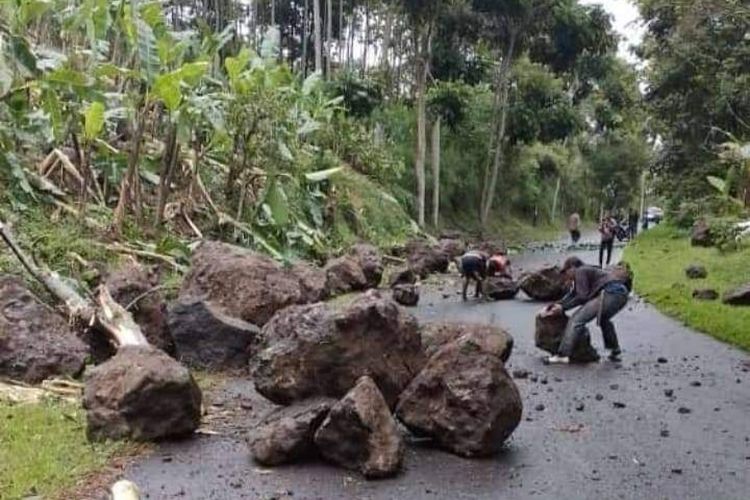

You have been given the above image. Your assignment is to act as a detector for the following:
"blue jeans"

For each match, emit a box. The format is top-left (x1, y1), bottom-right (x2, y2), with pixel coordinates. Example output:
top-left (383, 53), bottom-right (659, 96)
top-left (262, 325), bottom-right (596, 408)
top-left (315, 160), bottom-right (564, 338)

top-left (559, 291), bottom-right (628, 357)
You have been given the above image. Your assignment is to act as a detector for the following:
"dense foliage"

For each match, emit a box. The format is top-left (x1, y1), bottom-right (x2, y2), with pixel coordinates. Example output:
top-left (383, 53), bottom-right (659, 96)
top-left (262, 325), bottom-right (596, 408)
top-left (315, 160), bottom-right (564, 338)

top-left (0, 0), bottom-right (658, 262)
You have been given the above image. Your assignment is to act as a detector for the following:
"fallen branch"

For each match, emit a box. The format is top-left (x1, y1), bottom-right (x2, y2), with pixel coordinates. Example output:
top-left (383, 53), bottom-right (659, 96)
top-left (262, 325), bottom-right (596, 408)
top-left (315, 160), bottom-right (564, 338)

top-left (0, 378), bottom-right (83, 404)
top-left (383, 255), bottom-right (407, 265)
top-left (92, 241), bottom-right (186, 272)
top-left (0, 220), bottom-right (147, 346)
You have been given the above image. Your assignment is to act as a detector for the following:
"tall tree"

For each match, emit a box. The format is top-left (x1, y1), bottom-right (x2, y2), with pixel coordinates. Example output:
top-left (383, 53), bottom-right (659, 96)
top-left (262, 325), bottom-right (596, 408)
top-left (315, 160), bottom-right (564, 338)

top-left (313, 0), bottom-right (324, 72)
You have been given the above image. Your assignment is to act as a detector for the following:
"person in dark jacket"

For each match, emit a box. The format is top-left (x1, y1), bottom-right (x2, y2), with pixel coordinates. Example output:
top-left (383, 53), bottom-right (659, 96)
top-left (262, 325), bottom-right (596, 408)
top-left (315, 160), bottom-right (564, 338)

top-left (458, 250), bottom-right (488, 301)
top-left (545, 257), bottom-right (631, 364)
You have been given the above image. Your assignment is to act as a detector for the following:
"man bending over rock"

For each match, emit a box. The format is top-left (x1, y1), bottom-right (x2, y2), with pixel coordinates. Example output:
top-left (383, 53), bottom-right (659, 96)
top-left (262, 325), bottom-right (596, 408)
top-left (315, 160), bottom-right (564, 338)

top-left (545, 257), bottom-right (631, 364)
top-left (458, 250), bottom-right (488, 301)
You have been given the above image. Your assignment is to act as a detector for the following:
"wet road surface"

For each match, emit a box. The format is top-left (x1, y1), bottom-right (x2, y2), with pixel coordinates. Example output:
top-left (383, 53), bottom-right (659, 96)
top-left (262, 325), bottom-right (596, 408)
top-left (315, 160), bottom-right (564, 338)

top-left (125, 239), bottom-right (750, 500)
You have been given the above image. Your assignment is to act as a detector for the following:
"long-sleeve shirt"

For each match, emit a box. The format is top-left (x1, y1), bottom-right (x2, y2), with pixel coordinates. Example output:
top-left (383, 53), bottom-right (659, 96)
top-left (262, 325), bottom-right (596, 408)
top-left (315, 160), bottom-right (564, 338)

top-left (558, 266), bottom-right (626, 311)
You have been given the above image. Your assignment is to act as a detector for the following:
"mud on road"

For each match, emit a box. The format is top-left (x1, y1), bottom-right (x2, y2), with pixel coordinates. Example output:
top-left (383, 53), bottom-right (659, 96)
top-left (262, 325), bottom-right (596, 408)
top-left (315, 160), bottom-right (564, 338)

top-left (124, 244), bottom-right (750, 500)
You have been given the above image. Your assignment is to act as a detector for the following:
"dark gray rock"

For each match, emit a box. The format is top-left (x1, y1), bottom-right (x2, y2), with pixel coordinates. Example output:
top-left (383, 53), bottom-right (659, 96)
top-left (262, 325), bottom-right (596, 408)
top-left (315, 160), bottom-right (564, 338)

top-left (0, 276), bottom-right (88, 383)
top-left (723, 284), bottom-right (750, 306)
top-left (314, 376), bottom-right (404, 478)
top-left (168, 300), bottom-right (260, 370)
top-left (324, 256), bottom-right (369, 296)
top-left (535, 310), bottom-right (600, 363)
top-left (253, 291), bottom-right (425, 407)
top-left (685, 264), bottom-right (708, 279)
top-left (519, 266), bottom-right (567, 301)
top-left (421, 322), bottom-right (513, 362)
top-left (392, 284), bottom-right (419, 306)
top-left (349, 244), bottom-right (384, 289)
top-left (484, 276), bottom-right (519, 300)
top-left (249, 398), bottom-right (335, 466)
top-left (691, 219), bottom-right (713, 247)
top-left (83, 346), bottom-right (201, 441)
top-left (692, 289), bottom-right (718, 301)
top-left (396, 340), bottom-right (522, 458)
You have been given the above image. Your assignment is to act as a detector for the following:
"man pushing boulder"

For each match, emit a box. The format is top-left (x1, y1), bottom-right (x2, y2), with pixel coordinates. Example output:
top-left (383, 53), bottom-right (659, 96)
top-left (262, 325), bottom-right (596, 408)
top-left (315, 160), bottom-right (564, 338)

top-left (543, 257), bottom-right (632, 364)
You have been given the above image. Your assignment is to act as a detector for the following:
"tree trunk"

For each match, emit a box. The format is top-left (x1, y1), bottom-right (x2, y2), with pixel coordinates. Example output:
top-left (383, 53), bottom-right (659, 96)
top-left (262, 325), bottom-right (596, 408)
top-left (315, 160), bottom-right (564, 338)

top-left (302, 0), bottom-right (309, 75)
top-left (326, 0), bottom-right (333, 77)
top-left (271, 0), bottom-right (276, 25)
top-left (313, 0), bottom-right (323, 72)
top-left (362, 0), bottom-right (370, 76)
top-left (113, 109), bottom-right (146, 236)
top-left (155, 124), bottom-right (180, 228)
top-left (413, 26), bottom-right (430, 227)
top-left (0, 221), bottom-right (149, 347)
top-left (431, 116), bottom-right (441, 228)
top-left (480, 29), bottom-right (517, 227)
top-left (551, 175), bottom-right (561, 223)
top-left (381, 6), bottom-right (393, 92)
top-left (339, 0), bottom-right (344, 67)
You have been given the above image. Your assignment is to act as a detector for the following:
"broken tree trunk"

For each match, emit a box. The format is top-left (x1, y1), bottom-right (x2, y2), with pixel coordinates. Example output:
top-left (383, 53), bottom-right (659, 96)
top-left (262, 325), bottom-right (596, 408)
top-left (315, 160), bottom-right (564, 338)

top-left (0, 220), bottom-right (201, 442)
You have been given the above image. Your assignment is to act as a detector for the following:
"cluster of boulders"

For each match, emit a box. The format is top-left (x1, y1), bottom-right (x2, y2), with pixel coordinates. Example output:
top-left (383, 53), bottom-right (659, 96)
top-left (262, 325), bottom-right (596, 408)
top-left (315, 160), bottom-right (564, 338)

top-left (683, 262), bottom-right (750, 305)
top-left (249, 294), bottom-right (523, 476)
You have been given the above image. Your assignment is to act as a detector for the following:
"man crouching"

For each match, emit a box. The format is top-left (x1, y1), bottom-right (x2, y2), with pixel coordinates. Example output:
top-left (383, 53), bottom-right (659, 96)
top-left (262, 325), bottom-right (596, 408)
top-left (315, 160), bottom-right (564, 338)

top-left (458, 250), bottom-right (489, 301)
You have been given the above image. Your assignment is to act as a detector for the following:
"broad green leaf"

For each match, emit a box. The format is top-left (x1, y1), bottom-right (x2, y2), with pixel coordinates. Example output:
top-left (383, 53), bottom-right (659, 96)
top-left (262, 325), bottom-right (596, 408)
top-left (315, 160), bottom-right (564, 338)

top-left (153, 72), bottom-right (182, 111)
top-left (139, 1), bottom-right (165, 30)
top-left (266, 181), bottom-right (290, 226)
top-left (302, 72), bottom-right (322, 95)
top-left (177, 61), bottom-right (208, 86)
top-left (707, 175), bottom-right (727, 194)
top-left (225, 49), bottom-right (251, 82)
top-left (135, 18), bottom-right (160, 82)
top-left (45, 67), bottom-right (89, 87)
top-left (83, 101), bottom-right (105, 140)
top-left (10, 35), bottom-right (38, 76)
top-left (278, 141), bottom-right (294, 162)
top-left (304, 166), bottom-right (343, 182)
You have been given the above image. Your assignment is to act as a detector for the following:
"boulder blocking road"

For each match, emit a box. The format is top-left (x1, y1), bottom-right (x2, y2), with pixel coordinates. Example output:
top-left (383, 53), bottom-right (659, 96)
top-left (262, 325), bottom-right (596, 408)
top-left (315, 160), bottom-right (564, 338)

top-left (125, 241), bottom-right (750, 500)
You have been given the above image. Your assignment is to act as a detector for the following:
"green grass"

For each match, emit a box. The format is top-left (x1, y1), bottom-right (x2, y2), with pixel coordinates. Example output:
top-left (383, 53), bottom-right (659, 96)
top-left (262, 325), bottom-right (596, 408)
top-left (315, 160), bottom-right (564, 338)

top-left (624, 224), bottom-right (750, 351)
top-left (0, 401), bottom-right (126, 500)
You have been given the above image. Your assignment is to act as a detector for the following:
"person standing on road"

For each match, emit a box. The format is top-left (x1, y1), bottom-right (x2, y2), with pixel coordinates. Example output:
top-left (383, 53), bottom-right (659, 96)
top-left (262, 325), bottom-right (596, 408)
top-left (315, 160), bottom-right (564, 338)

top-left (568, 212), bottom-right (581, 244)
top-left (458, 250), bottom-right (488, 301)
top-left (545, 257), bottom-right (631, 364)
top-left (628, 209), bottom-right (639, 240)
top-left (599, 212), bottom-right (617, 267)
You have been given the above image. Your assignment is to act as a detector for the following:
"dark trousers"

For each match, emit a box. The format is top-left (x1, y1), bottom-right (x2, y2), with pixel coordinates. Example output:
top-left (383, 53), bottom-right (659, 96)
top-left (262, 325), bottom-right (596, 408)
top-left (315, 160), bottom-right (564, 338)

top-left (599, 239), bottom-right (614, 267)
top-left (559, 292), bottom-right (629, 357)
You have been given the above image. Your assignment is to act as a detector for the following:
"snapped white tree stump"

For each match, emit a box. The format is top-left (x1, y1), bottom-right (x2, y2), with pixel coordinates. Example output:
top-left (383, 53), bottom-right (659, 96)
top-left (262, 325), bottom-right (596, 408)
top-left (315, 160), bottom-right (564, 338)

top-left (0, 220), bottom-right (201, 441)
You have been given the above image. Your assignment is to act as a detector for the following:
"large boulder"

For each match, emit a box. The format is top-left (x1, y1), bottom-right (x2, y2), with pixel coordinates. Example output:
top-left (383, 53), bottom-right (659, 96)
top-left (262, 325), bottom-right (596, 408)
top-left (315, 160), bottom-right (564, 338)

top-left (180, 241), bottom-right (316, 327)
top-left (476, 240), bottom-right (506, 256)
top-left (83, 346), bottom-right (201, 441)
top-left (406, 240), bottom-right (450, 278)
top-left (290, 262), bottom-right (329, 303)
top-left (167, 300), bottom-right (261, 370)
top-left (534, 310), bottom-right (600, 363)
top-left (685, 264), bottom-right (708, 280)
top-left (421, 322), bottom-right (513, 361)
top-left (691, 219), bottom-right (713, 247)
top-left (0, 276), bottom-right (88, 383)
top-left (349, 243), bottom-right (384, 289)
top-left (518, 266), bottom-right (567, 301)
top-left (438, 238), bottom-right (466, 259)
top-left (104, 261), bottom-right (172, 354)
top-left (253, 291), bottom-right (425, 407)
top-left (388, 267), bottom-right (417, 288)
top-left (395, 341), bottom-right (522, 458)
top-left (484, 276), bottom-right (519, 300)
top-left (324, 256), bottom-right (369, 296)
top-left (314, 376), bottom-right (404, 478)
top-left (392, 284), bottom-right (419, 306)
top-left (249, 398), bottom-right (335, 466)
top-left (723, 283), bottom-right (750, 306)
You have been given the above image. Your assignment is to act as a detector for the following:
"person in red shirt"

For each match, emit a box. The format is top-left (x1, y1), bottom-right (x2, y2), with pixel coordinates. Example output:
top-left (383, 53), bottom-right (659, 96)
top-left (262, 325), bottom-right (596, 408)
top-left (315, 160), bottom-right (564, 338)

top-left (487, 251), bottom-right (512, 279)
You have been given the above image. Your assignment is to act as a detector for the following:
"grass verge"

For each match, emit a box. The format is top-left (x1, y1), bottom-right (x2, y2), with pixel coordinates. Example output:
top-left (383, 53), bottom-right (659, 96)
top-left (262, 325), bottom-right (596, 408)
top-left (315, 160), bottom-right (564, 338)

top-left (623, 224), bottom-right (750, 351)
top-left (0, 401), bottom-right (127, 499)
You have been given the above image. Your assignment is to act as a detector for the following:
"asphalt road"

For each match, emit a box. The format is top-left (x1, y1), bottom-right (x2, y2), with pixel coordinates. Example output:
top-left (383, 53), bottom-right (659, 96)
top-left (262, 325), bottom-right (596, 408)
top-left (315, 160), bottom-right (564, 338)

top-left (124, 238), bottom-right (750, 500)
